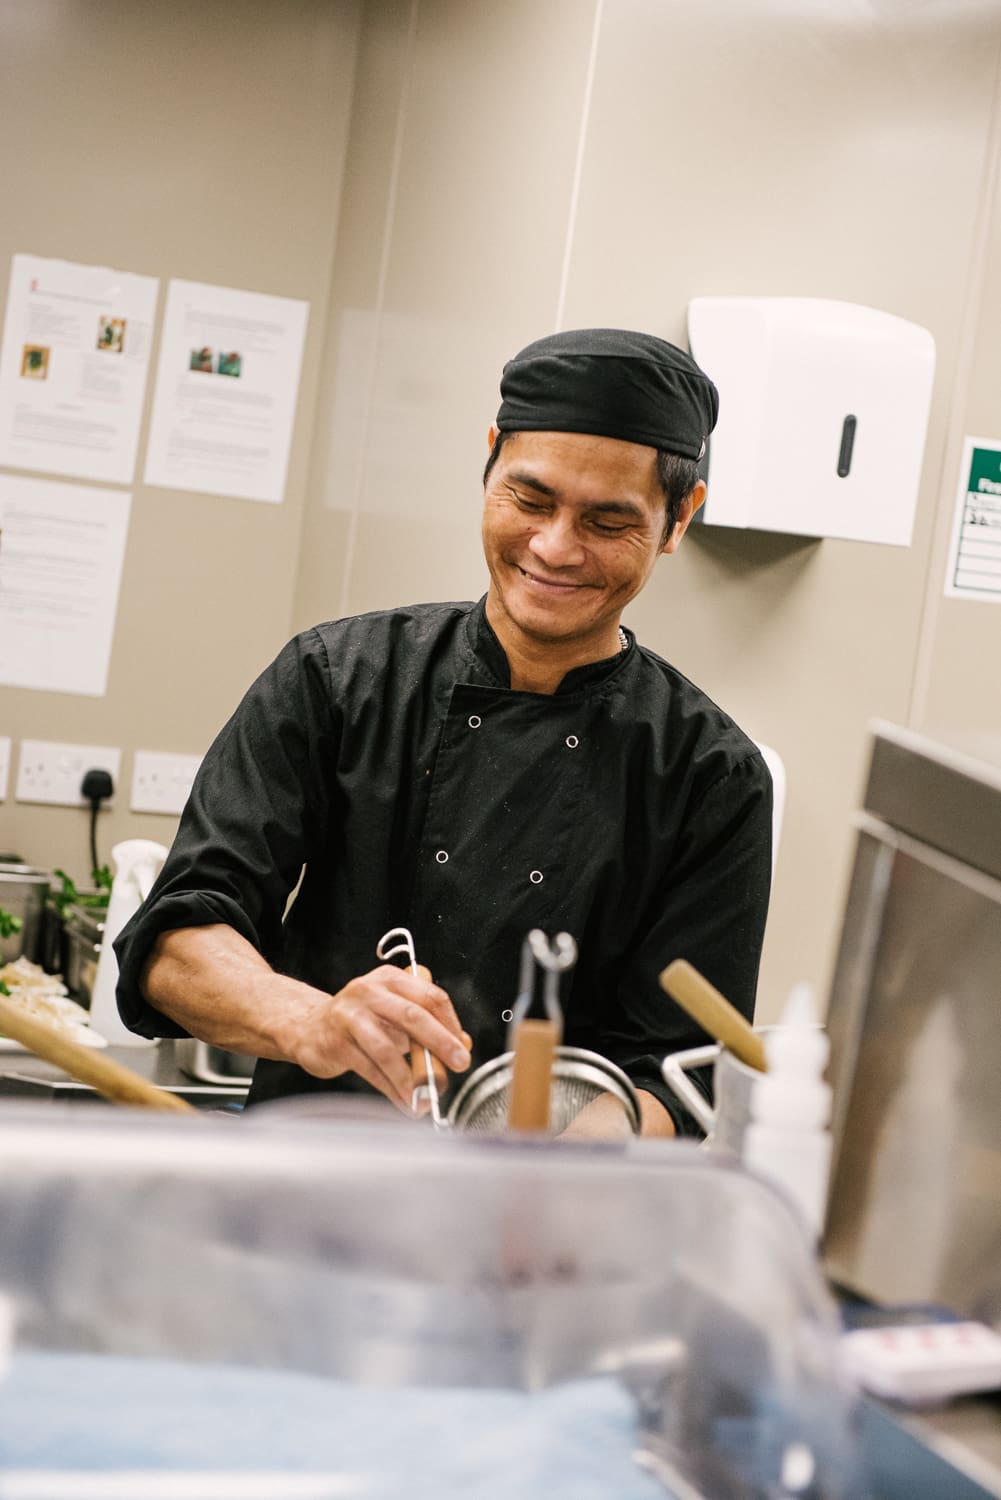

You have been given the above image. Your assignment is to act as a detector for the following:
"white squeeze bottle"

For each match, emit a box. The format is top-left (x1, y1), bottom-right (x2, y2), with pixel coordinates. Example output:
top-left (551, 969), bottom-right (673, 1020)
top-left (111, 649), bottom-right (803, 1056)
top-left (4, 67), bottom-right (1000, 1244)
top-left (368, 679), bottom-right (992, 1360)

top-left (741, 983), bottom-right (833, 1239)
top-left (88, 839), bottom-right (168, 1046)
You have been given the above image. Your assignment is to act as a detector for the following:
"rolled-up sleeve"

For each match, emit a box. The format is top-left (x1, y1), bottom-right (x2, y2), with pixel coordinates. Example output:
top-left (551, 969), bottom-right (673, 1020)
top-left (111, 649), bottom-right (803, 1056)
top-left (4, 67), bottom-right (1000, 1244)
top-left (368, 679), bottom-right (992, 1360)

top-left (114, 630), bottom-right (339, 1038)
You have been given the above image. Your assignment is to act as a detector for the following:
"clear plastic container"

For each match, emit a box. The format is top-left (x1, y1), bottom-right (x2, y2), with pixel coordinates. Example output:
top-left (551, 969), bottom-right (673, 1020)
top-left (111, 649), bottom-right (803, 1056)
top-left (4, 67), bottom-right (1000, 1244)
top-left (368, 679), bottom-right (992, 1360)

top-left (0, 1102), bottom-right (865, 1498)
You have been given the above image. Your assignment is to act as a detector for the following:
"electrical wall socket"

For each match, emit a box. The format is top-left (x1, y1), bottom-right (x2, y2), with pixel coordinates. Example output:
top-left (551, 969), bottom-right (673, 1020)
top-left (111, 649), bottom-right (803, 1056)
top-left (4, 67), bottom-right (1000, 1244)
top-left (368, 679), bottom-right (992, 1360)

top-left (0, 738), bottom-right (10, 801)
top-left (16, 740), bottom-right (121, 807)
top-left (131, 750), bottom-right (202, 816)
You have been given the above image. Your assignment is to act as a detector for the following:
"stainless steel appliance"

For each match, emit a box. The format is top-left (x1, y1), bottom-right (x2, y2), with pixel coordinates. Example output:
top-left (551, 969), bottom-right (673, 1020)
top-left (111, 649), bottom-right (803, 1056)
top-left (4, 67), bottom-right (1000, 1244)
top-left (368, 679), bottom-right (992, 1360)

top-left (61, 902), bottom-right (104, 1006)
top-left (0, 863), bottom-right (51, 965)
top-left (174, 1038), bottom-right (255, 1085)
top-left (823, 722), bottom-right (1001, 1326)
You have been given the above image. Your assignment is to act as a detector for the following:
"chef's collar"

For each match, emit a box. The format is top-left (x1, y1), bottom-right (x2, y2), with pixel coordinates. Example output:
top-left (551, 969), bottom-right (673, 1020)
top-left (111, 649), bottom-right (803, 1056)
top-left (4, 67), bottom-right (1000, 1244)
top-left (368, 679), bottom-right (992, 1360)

top-left (464, 597), bottom-right (633, 696)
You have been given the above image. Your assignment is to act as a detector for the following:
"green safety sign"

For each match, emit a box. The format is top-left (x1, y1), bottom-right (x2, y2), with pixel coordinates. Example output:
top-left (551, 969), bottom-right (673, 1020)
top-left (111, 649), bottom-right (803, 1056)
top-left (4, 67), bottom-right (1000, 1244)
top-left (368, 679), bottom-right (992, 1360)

top-left (947, 440), bottom-right (1001, 600)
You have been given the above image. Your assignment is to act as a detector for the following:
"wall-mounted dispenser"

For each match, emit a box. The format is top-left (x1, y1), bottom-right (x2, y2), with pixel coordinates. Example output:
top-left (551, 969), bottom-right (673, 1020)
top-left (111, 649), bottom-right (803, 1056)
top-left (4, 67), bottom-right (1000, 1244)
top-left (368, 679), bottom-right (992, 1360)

top-left (687, 297), bottom-right (936, 546)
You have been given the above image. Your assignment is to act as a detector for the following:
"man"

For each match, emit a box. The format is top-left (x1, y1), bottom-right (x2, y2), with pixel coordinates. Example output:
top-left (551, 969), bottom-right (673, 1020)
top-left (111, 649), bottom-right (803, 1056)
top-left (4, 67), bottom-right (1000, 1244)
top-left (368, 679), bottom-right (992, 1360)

top-left (115, 328), bottom-right (773, 1138)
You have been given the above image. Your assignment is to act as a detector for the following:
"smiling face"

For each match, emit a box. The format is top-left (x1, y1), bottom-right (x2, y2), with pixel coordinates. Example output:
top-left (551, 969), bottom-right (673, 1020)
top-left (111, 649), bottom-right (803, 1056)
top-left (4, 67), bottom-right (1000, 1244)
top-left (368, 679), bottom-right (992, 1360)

top-left (482, 427), bottom-right (703, 670)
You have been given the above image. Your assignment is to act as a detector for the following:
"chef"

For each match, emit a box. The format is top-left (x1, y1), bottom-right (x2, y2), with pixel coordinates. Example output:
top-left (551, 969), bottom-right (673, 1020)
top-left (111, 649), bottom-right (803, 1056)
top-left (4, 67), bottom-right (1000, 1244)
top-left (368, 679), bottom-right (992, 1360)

top-left (115, 328), bottom-right (773, 1138)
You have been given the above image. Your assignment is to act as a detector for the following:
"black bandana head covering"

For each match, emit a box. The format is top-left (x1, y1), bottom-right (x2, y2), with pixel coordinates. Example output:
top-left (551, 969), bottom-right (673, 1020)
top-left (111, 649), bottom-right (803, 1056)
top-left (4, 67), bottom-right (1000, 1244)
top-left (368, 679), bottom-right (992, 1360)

top-left (496, 327), bottom-right (718, 460)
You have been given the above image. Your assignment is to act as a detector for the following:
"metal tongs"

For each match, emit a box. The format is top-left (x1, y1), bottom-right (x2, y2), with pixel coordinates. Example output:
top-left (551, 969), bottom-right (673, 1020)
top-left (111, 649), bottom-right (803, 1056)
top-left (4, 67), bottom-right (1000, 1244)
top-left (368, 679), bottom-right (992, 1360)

top-left (375, 925), bottom-right (446, 1129)
top-left (506, 929), bottom-right (576, 1132)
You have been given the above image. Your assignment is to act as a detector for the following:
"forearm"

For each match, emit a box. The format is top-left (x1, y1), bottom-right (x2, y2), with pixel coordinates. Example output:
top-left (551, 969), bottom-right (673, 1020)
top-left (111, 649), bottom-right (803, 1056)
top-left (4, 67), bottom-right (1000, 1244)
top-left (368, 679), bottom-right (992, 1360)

top-left (140, 922), bottom-right (471, 1110)
top-left (557, 1087), bottom-right (676, 1142)
top-left (141, 924), bottom-right (322, 1062)
top-left (637, 1089), bottom-right (676, 1138)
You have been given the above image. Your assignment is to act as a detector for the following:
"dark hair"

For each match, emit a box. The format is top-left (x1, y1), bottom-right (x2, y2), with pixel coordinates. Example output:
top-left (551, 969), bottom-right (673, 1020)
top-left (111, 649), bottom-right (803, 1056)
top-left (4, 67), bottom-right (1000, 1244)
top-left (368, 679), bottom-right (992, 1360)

top-left (483, 430), bottom-right (700, 542)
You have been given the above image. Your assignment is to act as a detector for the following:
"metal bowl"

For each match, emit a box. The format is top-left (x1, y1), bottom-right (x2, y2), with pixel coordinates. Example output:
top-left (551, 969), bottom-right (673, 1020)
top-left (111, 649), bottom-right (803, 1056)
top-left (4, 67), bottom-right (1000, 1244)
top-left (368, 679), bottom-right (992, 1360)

top-left (0, 864), bottom-right (52, 965)
top-left (448, 1046), bottom-right (641, 1136)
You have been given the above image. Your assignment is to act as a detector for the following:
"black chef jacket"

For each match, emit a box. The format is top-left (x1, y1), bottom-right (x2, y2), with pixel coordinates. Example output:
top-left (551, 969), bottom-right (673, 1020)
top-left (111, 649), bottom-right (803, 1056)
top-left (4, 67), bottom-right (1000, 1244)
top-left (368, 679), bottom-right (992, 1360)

top-left (115, 597), bottom-right (772, 1131)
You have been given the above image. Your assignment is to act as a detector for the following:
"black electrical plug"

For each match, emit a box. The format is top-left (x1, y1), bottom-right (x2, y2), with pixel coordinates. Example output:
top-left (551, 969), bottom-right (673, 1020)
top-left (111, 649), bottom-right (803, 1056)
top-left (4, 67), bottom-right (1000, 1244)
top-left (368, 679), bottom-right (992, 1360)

top-left (80, 768), bottom-right (114, 877)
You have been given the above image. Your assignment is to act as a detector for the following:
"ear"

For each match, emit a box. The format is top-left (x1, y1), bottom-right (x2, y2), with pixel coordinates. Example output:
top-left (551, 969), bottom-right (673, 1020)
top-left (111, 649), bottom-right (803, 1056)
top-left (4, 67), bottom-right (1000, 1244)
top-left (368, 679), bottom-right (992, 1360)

top-left (487, 423), bottom-right (498, 451)
top-left (661, 480), bottom-right (707, 555)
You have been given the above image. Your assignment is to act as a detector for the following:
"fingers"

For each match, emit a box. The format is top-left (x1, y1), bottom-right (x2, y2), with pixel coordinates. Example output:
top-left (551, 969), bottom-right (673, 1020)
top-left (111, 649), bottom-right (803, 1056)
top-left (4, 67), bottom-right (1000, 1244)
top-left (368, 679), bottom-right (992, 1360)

top-left (366, 965), bottom-right (471, 1072)
top-left (342, 998), bottom-right (423, 1108)
top-left (336, 1035), bottom-right (414, 1111)
top-left (409, 964), bottom-right (443, 1096)
top-left (410, 967), bottom-right (471, 1096)
top-left (410, 1044), bottom-right (447, 1094)
top-left (295, 964), bottom-right (472, 1112)
top-left (409, 1029), bottom-right (473, 1086)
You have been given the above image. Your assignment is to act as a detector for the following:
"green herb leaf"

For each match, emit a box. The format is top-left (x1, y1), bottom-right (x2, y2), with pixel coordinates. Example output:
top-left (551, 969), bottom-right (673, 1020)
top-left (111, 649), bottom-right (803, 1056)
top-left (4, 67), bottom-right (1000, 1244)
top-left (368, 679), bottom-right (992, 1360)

top-left (0, 907), bottom-right (24, 940)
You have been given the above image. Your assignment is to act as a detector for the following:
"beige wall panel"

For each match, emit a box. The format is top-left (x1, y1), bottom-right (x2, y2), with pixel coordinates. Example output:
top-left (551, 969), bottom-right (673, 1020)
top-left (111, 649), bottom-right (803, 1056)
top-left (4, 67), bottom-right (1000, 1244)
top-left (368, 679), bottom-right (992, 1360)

top-left (292, 0), bottom-right (419, 630)
top-left (0, 0), bottom-right (361, 878)
top-left (915, 144), bottom-right (1001, 734)
top-left (340, 510), bottom-right (488, 619)
top-left (561, 0), bottom-right (1001, 1016)
top-left (294, 0), bottom-right (599, 627)
top-left (918, 603), bottom-right (1001, 730)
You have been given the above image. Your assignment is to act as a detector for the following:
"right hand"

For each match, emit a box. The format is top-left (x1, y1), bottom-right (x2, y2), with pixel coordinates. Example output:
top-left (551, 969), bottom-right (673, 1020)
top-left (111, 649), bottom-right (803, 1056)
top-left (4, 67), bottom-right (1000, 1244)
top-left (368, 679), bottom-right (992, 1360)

top-left (291, 963), bottom-right (471, 1111)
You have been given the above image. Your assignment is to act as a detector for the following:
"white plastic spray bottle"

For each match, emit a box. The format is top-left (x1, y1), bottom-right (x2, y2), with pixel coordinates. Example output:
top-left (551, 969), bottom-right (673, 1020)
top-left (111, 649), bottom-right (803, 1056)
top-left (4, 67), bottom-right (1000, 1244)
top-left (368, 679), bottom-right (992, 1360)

top-left (88, 839), bottom-right (168, 1046)
top-left (741, 983), bottom-right (833, 1239)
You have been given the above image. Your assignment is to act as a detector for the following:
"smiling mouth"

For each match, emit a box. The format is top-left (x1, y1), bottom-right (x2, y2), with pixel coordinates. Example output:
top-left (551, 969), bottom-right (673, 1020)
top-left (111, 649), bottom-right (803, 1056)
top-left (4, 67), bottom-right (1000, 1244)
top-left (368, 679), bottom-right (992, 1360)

top-left (517, 566), bottom-right (591, 593)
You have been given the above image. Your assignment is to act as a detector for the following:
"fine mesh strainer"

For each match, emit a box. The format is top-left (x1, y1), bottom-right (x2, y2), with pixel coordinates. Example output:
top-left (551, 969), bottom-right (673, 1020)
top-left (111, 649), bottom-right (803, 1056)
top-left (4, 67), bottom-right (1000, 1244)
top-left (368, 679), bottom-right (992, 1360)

top-left (453, 928), bottom-right (641, 1137)
top-left (375, 925), bottom-right (641, 1137)
top-left (448, 1044), bottom-right (642, 1135)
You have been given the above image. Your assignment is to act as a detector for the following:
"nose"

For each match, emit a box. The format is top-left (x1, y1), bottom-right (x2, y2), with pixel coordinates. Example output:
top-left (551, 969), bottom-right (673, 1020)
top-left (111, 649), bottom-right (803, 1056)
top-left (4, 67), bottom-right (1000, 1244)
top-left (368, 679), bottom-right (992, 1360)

top-left (526, 512), bottom-right (586, 570)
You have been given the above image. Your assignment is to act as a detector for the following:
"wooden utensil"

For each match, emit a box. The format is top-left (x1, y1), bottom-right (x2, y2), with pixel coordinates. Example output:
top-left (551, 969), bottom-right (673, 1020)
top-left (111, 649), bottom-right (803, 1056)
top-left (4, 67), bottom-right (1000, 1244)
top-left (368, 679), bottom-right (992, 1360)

top-left (0, 996), bottom-right (196, 1112)
top-left (659, 958), bottom-right (768, 1073)
top-left (506, 1016), bottom-right (561, 1132)
top-left (505, 930), bottom-right (575, 1133)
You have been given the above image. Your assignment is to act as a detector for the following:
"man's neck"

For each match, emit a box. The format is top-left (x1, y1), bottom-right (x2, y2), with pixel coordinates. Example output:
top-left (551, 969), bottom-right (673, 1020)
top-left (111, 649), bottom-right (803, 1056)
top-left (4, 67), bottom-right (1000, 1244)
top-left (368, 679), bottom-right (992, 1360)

top-left (485, 595), bottom-right (623, 695)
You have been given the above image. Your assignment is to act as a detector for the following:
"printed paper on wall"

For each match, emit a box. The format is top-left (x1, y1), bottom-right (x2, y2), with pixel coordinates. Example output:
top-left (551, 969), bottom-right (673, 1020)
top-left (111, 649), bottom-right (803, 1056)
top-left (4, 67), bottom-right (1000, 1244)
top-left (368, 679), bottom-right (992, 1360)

top-left (0, 255), bottom-right (158, 485)
top-left (0, 473), bottom-right (131, 697)
top-left (143, 279), bottom-right (308, 504)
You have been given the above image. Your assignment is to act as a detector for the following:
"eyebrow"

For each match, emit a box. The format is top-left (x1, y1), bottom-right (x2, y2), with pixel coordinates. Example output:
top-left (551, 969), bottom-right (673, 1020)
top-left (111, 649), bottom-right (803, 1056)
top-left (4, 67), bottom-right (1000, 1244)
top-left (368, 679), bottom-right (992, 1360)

top-left (506, 468), bottom-right (557, 498)
top-left (505, 468), bottom-right (646, 519)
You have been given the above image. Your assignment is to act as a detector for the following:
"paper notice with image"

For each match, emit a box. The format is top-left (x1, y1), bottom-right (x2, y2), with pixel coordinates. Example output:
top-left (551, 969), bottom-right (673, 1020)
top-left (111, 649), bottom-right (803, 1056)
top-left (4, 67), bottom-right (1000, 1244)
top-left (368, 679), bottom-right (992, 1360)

top-left (945, 438), bottom-right (1001, 602)
top-left (0, 254), bottom-right (158, 485)
top-left (144, 279), bottom-right (308, 504)
top-left (0, 474), bottom-right (131, 697)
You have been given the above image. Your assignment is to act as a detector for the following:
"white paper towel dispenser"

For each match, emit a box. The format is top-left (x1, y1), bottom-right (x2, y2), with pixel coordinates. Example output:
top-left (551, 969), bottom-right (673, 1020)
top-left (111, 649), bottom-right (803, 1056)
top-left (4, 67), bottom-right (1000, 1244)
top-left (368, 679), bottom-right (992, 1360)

top-left (687, 297), bottom-right (936, 546)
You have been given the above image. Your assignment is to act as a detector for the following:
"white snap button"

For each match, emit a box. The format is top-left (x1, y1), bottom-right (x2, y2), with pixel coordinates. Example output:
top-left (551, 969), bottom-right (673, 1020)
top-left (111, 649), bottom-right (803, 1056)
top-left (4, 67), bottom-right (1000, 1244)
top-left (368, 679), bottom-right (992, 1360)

top-left (468, 715), bottom-right (481, 729)
top-left (530, 870), bottom-right (543, 884)
top-left (565, 735), bottom-right (579, 749)
top-left (501, 1009), bottom-right (513, 1023)
top-left (435, 850), bottom-right (449, 864)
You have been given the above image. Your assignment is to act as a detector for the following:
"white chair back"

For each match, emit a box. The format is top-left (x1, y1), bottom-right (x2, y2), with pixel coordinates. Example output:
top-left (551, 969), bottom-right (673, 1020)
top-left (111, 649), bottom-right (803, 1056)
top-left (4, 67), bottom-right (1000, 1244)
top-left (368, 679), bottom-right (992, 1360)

top-left (754, 741), bottom-right (786, 884)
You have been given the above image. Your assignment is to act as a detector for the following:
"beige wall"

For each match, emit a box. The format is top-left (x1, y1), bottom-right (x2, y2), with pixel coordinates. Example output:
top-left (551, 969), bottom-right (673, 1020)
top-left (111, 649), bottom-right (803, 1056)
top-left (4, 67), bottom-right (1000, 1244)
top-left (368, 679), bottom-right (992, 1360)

top-left (0, 0), bottom-right (362, 874)
top-left (299, 0), bottom-right (1001, 1019)
top-left (3, 0), bottom-right (1001, 1022)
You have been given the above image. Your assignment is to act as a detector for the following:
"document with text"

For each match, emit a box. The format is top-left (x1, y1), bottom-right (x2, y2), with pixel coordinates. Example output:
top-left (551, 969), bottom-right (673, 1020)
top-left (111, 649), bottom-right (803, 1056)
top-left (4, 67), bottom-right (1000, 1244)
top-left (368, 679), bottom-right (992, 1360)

top-left (144, 279), bottom-right (308, 504)
top-left (0, 254), bottom-right (158, 485)
top-left (0, 473), bottom-right (131, 696)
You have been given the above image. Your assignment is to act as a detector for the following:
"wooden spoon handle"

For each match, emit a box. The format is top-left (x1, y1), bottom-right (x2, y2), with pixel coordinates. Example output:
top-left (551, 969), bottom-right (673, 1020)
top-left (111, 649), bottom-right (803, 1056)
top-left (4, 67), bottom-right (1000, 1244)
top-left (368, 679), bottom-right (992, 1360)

top-left (507, 1018), bottom-right (560, 1132)
top-left (659, 958), bottom-right (767, 1073)
top-left (0, 996), bottom-right (196, 1112)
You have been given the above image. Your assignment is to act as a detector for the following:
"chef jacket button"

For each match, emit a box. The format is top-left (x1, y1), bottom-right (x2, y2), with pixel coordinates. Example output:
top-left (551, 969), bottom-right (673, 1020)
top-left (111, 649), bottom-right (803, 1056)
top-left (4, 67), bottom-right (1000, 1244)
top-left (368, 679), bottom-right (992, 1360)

top-left (501, 1009), bottom-right (513, 1023)
top-left (435, 850), bottom-right (449, 864)
top-left (468, 714), bottom-right (482, 729)
top-left (529, 870), bottom-right (543, 884)
top-left (565, 735), bottom-right (579, 748)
